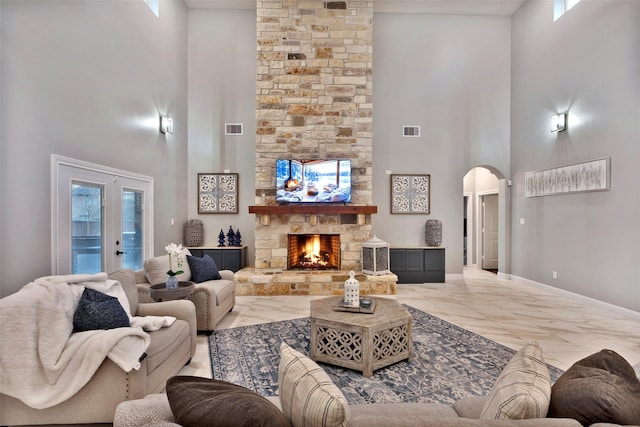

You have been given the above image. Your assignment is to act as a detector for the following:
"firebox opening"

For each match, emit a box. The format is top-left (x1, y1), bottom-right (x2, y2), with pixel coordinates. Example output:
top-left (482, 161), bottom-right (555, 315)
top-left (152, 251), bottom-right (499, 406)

top-left (287, 234), bottom-right (341, 270)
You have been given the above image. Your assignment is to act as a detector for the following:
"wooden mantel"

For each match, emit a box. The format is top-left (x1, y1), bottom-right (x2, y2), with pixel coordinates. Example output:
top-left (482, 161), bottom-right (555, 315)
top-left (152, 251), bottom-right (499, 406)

top-left (248, 205), bottom-right (377, 225)
top-left (248, 205), bottom-right (377, 215)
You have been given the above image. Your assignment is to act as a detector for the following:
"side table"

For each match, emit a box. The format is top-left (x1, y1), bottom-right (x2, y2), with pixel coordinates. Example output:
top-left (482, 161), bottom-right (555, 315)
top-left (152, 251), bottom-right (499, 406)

top-left (149, 281), bottom-right (195, 302)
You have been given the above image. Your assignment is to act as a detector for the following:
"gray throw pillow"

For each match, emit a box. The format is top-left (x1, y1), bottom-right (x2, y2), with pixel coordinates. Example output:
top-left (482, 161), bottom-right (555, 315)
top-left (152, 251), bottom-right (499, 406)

top-left (479, 341), bottom-right (551, 420)
top-left (166, 376), bottom-right (293, 427)
top-left (278, 342), bottom-right (351, 427)
top-left (186, 254), bottom-right (221, 283)
top-left (548, 349), bottom-right (640, 425)
top-left (73, 287), bottom-right (130, 332)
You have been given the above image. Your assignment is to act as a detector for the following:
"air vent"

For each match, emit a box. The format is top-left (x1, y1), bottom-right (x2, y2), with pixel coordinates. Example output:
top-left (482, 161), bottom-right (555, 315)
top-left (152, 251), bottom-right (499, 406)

top-left (403, 126), bottom-right (421, 137)
top-left (225, 123), bottom-right (243, 135)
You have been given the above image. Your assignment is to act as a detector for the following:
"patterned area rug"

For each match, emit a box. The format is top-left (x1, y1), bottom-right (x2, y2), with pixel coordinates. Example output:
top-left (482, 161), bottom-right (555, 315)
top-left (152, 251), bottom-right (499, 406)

top-left (209, 305), bottom-right (564, 405)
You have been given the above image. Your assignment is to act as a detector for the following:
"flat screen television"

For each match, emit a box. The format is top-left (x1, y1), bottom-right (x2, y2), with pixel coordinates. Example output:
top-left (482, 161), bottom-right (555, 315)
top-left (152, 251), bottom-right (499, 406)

top-left (276, 159), bottom-right (352, 204)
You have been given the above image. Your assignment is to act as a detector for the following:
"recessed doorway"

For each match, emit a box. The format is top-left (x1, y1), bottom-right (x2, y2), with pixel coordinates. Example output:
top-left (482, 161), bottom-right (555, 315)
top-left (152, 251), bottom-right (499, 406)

top-left (463, 166), bottom-right (504, 274)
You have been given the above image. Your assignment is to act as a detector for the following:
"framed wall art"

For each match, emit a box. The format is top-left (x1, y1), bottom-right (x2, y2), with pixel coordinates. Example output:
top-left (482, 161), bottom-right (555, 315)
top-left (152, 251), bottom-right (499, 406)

top-left (525, 157), bottom-right (610, 197)
top-left (390, 174), bottom-right (430, 214)
top-left (198, 173), bottom-right (239, 213)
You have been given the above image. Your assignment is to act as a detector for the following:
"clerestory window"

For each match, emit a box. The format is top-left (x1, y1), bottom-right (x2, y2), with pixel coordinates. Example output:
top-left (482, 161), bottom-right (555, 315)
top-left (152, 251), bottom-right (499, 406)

top-left (554, 0), bottom-right (582, 21)
top-left (144, 0), bottom-right (160, 18)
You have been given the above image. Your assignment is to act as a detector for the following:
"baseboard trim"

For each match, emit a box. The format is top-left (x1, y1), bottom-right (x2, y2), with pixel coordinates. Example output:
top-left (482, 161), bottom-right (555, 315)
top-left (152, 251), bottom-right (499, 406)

top-left (446, 273), bottom-right (465, 281)
top-left (509, 274), bottom-right (640, 321)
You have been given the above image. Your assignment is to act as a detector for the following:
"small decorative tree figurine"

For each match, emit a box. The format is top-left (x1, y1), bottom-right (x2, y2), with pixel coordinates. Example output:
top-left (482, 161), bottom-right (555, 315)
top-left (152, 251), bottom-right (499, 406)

top-left (227, 226), bottom-right (235, 247)
top-left (218, 229), bottom-right (225, 247)
top-left (234, 229), bottom-right (242, 247)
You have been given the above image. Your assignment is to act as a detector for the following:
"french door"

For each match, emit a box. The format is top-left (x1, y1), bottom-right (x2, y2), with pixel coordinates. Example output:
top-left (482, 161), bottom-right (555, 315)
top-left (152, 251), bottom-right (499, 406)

top-left (52, 155), bottom-right (153, 275)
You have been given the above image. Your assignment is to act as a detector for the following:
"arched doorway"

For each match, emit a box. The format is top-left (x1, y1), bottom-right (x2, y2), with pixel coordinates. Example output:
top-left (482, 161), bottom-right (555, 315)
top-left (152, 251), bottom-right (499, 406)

top-left (463, 166), bottom-right (510, 276)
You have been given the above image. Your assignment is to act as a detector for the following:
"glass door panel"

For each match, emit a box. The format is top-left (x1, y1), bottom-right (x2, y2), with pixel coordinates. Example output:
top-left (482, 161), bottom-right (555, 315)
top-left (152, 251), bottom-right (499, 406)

top-left (71, 182), bottom-right (104, 274)
top-left (121, 189), bottom-right (144, 270)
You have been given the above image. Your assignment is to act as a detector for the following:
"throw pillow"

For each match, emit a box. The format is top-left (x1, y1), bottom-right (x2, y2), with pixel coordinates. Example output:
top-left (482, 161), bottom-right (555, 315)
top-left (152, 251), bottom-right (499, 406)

top-left (73, 287), bottom-right (130, 332)
top-left (548, 349), bottom-right (640, 425)
top-left (278, 342), bottom-right (351, 427)
top-left (186, 254), bottom-right (221, 283)
top-left (143, 252), bottom-right (191, 285)
top-left (165, 376), bottom-right (292, 427)
top-left (479, 341), bottom-right (551, 420)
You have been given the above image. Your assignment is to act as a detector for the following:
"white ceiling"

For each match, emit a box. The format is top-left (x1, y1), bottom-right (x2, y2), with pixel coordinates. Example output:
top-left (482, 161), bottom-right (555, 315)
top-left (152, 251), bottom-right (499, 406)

top-left (183, 0), bottom-right (527, 16)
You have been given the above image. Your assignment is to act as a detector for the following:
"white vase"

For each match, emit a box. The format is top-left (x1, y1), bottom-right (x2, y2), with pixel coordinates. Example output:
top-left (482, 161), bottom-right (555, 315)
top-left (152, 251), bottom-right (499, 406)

top-left (166, 276), bottom-right (178, 290)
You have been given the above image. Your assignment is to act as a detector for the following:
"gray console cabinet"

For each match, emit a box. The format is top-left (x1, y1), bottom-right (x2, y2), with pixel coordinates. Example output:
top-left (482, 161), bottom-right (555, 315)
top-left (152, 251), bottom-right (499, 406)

top-left (187, 246), bottom-right (247, 272)
top-left (389, 247), bottom-right (445, 283)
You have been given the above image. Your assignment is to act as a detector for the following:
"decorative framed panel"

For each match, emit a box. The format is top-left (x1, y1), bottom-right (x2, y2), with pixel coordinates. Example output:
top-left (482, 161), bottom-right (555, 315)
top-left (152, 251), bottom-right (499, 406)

top-left (390, 174), bottom-right (430, 214)
top-left (525, 157), bottom-right (610, 197)
top-left (198, 173), bottom-right (239, 214)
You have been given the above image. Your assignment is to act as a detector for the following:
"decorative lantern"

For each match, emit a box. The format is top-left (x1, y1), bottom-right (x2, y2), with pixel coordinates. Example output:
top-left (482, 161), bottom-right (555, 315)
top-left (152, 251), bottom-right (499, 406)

top-left (184, 219), bottom-right (203, 247)
top-left (425, 219), bottom-right (442, 246)
top-left (361, 234), bottom-right (390, 275)
top-left (343, 271), bottom-right (360, 308)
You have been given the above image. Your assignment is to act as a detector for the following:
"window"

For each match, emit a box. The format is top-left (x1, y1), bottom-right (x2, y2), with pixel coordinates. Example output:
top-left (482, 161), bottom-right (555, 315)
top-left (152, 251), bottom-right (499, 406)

top-left (144, 0), bottom-right (159, 18)
top-left (554, 0), bottom-right (582, 21)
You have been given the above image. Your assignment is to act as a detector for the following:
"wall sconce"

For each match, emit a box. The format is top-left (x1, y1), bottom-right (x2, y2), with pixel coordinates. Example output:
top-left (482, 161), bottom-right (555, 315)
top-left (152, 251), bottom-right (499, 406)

top-left (551, 113), bottom-right (567, 132)
top-left (160, 115), bottom-right (174, 134)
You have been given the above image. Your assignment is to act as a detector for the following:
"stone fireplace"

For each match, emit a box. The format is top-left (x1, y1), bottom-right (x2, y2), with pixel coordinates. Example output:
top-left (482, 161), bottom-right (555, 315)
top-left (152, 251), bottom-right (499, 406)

top-left (236, 0), bottom-right (397, 296)
top-left (288, 233), bottom-right (341, 270)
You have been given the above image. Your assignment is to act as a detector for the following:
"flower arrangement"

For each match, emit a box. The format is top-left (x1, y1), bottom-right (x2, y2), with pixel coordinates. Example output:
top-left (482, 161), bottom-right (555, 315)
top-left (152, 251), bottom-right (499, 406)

top-left (165, 243), bottom-right (186, 276)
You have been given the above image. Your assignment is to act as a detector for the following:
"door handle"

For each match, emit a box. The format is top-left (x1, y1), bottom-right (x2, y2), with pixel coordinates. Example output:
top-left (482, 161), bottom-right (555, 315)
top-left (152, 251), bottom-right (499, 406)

top-left (115, 250), bottom-right (127, 256)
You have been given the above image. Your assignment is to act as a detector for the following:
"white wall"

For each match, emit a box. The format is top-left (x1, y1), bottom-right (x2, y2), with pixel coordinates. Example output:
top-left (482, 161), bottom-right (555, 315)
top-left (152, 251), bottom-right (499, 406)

top-left (0, 0), bottom-right (188, 296)
top-left (511, 0), bottom-right (640, 311)
top-left (467, 168), bottom-right (500, 194)
top-left (371, 13), bottom-right (511, 274)
top-left (187, 9), bottom-right (257, 259)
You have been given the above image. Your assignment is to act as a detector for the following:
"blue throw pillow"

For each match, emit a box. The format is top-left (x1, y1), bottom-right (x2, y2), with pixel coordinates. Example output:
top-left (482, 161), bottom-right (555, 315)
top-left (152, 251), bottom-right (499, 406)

top-left (186, 254), bottom-right (221, 283)
top-left (73, 287), bottom-right (130, 332)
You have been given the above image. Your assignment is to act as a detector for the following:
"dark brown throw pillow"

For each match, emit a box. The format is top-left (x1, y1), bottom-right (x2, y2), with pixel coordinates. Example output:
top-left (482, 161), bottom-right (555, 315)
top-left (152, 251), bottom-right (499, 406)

top-left (548, 349), bottom-right (640, 426)
top-left (166, 376), bottom-right (293, 427)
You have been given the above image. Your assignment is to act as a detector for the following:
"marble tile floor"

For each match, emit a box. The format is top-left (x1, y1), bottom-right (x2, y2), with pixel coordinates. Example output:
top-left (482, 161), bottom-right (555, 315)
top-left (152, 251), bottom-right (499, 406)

top-left (178, 268), bottom-right (640, 379)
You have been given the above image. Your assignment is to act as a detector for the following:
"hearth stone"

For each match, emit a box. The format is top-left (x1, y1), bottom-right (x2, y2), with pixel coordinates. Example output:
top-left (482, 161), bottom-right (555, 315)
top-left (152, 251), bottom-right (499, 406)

top-left (235, 268), bottom-right (397, 296)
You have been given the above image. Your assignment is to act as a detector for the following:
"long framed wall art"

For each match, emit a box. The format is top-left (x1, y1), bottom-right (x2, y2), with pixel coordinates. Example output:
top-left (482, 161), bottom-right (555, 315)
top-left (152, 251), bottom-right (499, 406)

top-left (525, 157), bottom-right (610, 198)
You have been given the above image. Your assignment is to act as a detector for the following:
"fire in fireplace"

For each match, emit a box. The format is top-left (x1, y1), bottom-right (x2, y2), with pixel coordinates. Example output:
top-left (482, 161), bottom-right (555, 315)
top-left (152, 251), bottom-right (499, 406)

top-left (287, 234), bottom-right (340, 270)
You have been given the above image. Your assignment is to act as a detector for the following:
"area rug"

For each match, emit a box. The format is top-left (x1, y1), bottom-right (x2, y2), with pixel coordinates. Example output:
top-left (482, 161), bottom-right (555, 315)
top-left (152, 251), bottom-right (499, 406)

top-left (209, 305), bottom-right (564, 405)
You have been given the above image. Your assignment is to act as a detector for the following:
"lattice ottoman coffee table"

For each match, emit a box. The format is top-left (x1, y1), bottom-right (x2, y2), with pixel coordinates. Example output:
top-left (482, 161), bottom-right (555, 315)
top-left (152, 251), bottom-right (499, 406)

top-left (309, 296), bottom-right (412, 377)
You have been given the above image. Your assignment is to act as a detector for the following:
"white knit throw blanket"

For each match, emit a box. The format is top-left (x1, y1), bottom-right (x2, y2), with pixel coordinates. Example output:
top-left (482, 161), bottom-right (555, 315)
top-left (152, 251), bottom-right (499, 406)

top-left (0, 273), bottom-right (159, 409)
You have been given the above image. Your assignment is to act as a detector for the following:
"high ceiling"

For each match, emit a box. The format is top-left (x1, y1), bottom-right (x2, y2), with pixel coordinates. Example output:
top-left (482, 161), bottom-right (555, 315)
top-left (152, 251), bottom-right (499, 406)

top-left (183, 0), bottom-right (527, 16)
